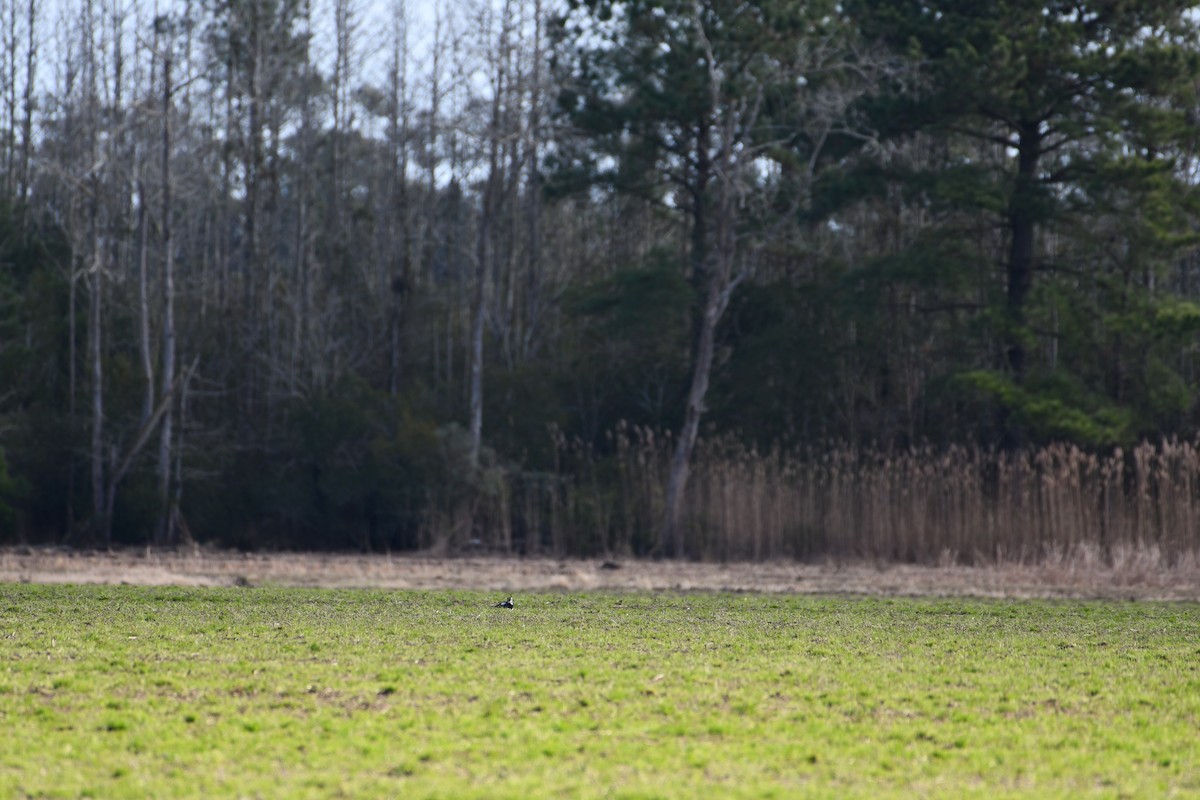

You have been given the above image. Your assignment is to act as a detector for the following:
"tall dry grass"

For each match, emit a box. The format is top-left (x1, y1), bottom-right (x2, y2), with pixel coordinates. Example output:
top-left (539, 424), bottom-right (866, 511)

top-left (419, 429), bottom-right (1200, 566)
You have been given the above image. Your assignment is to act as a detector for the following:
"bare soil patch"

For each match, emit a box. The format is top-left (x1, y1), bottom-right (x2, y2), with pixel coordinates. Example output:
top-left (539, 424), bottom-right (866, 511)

top-left (1, 546), bottom-right (1198, 600)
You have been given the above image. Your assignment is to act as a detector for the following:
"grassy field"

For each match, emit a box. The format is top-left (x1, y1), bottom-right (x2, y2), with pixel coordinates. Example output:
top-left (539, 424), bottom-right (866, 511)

top-left (1, 584), bottom-right (1198, 798)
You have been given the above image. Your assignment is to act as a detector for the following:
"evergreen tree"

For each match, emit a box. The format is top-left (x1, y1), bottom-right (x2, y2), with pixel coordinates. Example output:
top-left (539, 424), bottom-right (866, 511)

top-left (849, 0), bottom-right (1200, 444)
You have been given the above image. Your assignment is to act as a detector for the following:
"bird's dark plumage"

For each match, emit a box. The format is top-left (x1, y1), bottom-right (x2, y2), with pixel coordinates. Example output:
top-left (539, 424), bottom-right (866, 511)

top-left (493, 596), bottom-right (514, 608)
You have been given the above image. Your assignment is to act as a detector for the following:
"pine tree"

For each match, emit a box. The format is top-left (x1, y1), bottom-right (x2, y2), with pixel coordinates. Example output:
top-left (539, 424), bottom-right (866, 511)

top-left (850, 0), bottom-right (1200, 444)
top-left (557, 0), bottom-right (871, 552)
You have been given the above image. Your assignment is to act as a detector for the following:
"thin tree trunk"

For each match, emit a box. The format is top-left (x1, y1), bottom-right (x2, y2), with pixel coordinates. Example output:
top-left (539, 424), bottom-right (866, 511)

top-left (172, 361), bottom-right (194, 545)
top-left (1001, 120), bottom-right (1041, 448)
top-left (156, 51), bottom-right (177, 545)
top-left (469, 3), bottom-right (508, 466)
top-left (469, 202), bottom-right (490, 466)
top-left (17, 0), bottom-right (36, 212)
top-left (108, 363), bottom-right (194, 543)
top-left (427, 6), bottom-right (441, 291)
top-left (292, 0), bottom-right (315, 398)
top-left (522, 0), bottom-right (543, 361)
top-left (219, 53), bottom-right (233, 313)
top-left (136, 23), bottom-right (158, 426)
top-left (1006, 121), bottom-right (1041, 385)
top-left (67, 252), bottom-right (78, 539)
top-left (137, 176), bottom-right (154, 425)
top-left (83, 0), bottom-right (107, 545)
top-left (89, 228), bottom-right (106, 545)
top-left (660, 122), bottom-right (712, 559)
top-left (4, 0), bottom-right (16, 197)
top-left (660, 52), bottom-right (746, 554)
top-left (388, 1), bottom-right (410, 397)
top-left (660, 204), bottom-right (738, 558)
top-left (243, 13), bottom-right (262, 423)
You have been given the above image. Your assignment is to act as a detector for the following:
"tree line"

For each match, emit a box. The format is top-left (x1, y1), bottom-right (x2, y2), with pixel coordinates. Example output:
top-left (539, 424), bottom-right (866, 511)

top-left (0, 0), bottom-right (1198, 555)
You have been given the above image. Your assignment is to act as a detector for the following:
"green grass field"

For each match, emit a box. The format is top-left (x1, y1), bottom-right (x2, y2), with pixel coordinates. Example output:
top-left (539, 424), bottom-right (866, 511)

top-left (1, 584), bottom-right (1197, 798)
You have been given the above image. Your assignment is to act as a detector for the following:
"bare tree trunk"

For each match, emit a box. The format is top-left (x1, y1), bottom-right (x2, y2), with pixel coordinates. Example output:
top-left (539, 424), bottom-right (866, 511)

top-left (17, 0), bottom-right (34, 214)
top-left (469, 0), bottom-right (510, 466)
top-left (67, 254), bottom-right (78, 539)
top-left (426, 7), bottom-right (443, 394)
top-left (660, 198), bottom-right (738, 558)
top-left (330, 0), bottom-right (355, 255)
top-left (80, 0), bottom-right (108, 545)
top-left (242, 8), bottom-right (262, 424)
top-left (469, 194), bottom-right (490, 466)
top-left (4, 0), bottom-right (16, 197)
top-left (291, 0), bottom-right (315, 398)
top-left (219, 52), bottom-right (233, 313)
top-left (659, 24), bottom-right (758, 557)
top-left (659, 120), bottom-right (710, 559)
top-left (387, 0), bottom-right (411, 397)
top-left (997, 121), bottom-right (1042, 449)
top-left (107, 363), bottom-right (194, 542)
top-left (155, 50), bottom-right (177, 546)
top-left (427, 6), bottom-right (441, 287)
top-left (89, 227), bottom-right (106, 545)
top-left (172, 362), bottom-right (194, 545)
top-left (136, 176), bottom-right (154, 425)
top-left (136, 23), bottom-right (156, 426)
top-left (522, 0), bottom-right (544, 361)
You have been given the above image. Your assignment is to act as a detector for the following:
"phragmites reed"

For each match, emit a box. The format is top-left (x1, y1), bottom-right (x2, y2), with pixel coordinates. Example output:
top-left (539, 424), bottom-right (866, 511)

top-left (418, 428), bottom-right (1200, 567)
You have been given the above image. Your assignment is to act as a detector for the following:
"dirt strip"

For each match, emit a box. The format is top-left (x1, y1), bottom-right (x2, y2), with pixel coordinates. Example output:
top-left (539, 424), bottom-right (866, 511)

top-left (1, 547), bottom-right (1198, 600)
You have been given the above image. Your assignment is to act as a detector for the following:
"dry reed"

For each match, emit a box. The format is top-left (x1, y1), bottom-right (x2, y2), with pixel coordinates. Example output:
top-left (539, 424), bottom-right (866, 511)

top-left (417, 430), bottom-right (1200, 567)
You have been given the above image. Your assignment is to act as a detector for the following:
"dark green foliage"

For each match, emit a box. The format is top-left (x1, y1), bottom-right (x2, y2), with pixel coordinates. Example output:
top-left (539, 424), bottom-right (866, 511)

top-left (0, 447), bottom-right (27, 536)
top-left (562, 258), bottom-right (692, 437)
top-left (844, 0), bottom-right (1200, 443)
top-left (709, 281), bottom-right (838, 444)
top-left (2, 0), bottom-right (1200, 551)
top-left (224, 378), bottom-right (446, 551)
top-left (0, 203), bottom-right (75, 540)
top-left (484, 364), bottom-right (569, 467)
top-left (556, 0), bottom-right (843, 253)
top-left (0, 203), bottom-right (72, 410)
top-left (956, 370), bottom-right (1135, 446)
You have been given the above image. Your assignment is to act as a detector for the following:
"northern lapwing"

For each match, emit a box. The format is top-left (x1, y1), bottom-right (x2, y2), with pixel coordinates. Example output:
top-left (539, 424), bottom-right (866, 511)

top-left (493, 596), bottom-right (514, 609)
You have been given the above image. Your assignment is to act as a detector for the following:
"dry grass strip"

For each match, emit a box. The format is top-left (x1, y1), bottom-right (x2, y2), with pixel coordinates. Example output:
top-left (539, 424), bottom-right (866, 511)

top-left (1, 546), bottom-right (1198, 601)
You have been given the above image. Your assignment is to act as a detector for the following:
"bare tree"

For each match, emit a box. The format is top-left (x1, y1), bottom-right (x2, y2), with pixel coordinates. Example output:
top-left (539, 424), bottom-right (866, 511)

top-left (285, 0), bottom-right (315, 401)
top-left (81, 0), bottom-right (106, 543)
top-left (135, 167), bottom-right (154, 426)
top-left (154, 16), bottom-right (177, 545)
top-left (659, 9), bottom-right (880, 555)
top-left (466, 0), bottom-right (512, 466)
top-left (17, 0), bottom-right (36, 211)
top-left (521, 0), bottom-right (546, 362)
top-left (2, 0), bottom-right (16, 195)
top-left (384, 0), bottom-right (412, 397)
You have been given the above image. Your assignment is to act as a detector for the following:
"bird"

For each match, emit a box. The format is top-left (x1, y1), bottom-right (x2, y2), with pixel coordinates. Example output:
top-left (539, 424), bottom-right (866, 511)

top-left (493, 595), bottom-right (514, 609)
